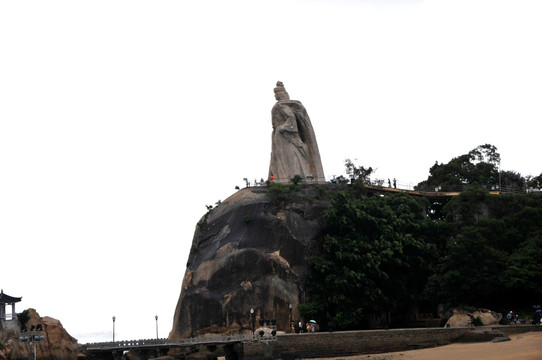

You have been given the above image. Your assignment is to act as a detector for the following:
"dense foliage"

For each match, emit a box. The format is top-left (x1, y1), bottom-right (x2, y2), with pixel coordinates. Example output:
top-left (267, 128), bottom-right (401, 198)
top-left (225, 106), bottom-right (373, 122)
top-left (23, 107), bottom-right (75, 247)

top-left (415, 144), bottom-right (530, 191)
top-left (17, 309), bottom-right (29, 326)
top-left (527, 173), bottom-right (542, 189)
top-left (344, 159), bottom-right (374, 184)
top-left (299, 190), bottom-right (438, 330)
top-left (417, 144), bottom-right (500, 188)
top-left (299, 146), bottom-right (542, 331)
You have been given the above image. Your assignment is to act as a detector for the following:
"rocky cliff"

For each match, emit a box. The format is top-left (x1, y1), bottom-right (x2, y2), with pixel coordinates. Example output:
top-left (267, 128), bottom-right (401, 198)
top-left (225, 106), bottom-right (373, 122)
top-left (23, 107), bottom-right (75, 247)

top-left (169, 185), bottom-right (335, 338)
top-left (0, 308), bottom-right (82, 360)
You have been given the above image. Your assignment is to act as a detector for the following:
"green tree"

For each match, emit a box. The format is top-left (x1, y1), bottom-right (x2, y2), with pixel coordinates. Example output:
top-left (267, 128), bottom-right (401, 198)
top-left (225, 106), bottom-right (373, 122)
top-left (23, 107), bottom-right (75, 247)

top-left (290, 174), bottom-right (304, 185)
top-left (502, 235), bottom-right (542, 304)
top-left (416, 144), bottom-right (502, 189)
top-left (301, 152), bottom-right (541, 329)
top-left (344, 159), bottom-right (374, 185)
top-left (442, 185), bottom-right (490, 223)
top-left (300, 191), bottom-right (435, 330)
top-left (17, 309), bottom-right (30, 326)
top-left (426, 187), bottom-right (542, 309)
top-left (511, 205), bottom-right (542, 239)
top-left (527, 173), bottom-right (542, 189)
top-left (470, 144), bottom-right (500, 165)
top-left (426, 227), bottom-right (507, 308)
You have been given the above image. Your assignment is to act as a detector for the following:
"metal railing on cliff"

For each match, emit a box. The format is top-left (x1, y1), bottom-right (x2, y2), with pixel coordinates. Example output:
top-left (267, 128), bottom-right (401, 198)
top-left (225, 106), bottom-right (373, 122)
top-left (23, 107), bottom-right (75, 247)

top-left (368, 179), bottom-right (527, 196)
top-left (413, 184), bottom-right (525, 195)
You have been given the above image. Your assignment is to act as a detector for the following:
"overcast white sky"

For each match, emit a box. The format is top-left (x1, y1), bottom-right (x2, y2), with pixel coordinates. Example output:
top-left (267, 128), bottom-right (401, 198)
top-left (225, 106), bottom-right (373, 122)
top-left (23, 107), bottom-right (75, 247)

top-left (1, 0), bottom-right (541, 344)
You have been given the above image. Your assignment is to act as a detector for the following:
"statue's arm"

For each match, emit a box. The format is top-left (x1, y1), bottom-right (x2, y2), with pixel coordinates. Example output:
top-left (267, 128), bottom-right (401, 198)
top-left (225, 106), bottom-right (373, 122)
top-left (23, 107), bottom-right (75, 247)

top-left (277, 127), bottom-right (306, 160)
top-left (277, 117), bottom-right (303, 147)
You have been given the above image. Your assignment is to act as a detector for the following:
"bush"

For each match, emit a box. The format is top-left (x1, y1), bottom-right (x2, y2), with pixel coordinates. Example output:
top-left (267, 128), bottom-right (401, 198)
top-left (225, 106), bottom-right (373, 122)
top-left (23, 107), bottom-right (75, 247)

top-left (17, 309), bottom-right (30, 326)
top-left (290, 174), bottom-right (304, 185)
top-left (266, 183), bottom-right (294, 203)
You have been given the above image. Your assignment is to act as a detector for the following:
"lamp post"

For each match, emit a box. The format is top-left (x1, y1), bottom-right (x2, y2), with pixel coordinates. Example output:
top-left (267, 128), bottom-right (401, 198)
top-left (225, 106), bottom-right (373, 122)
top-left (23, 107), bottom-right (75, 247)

top-left (288, 303), bottom-right (293, 323)
top-left (250, 308), bottom-right (254, 334)
top-left (155, 315), bottom-right (159, 339)
top-left (112, 316), bottom-right (116, 342)
top-left (499, 158), bottom-right (502, 194)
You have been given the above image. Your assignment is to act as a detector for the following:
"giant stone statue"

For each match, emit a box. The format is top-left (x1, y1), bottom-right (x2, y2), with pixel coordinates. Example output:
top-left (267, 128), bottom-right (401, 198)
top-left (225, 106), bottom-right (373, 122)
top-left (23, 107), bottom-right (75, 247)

top-left (269, 81), bottom-right (325, 183)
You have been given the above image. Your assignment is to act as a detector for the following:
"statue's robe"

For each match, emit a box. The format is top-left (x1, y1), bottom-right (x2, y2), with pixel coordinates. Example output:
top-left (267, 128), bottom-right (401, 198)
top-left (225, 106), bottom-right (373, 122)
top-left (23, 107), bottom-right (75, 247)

top-left (269, 100), bottom-right (325, 183)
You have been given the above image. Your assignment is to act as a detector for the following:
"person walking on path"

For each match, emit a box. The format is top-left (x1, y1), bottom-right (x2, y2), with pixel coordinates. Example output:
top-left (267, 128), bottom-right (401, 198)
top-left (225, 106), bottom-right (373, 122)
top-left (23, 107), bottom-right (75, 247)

top-left (393, 178), bottom-right (397, 188)
top-left (507, 311), bottom-right (514, 325)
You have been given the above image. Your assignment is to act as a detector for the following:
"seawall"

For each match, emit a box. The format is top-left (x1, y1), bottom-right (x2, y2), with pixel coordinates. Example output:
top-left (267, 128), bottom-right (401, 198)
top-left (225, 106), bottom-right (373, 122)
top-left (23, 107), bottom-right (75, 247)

top-left (243, 325), bottom-right (541, 359)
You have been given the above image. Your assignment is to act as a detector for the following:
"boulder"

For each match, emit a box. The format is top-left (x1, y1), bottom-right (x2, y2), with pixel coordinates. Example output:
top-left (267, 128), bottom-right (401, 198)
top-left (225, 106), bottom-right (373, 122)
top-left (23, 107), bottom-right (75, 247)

top-left (445, 308), bottom-right (502, 327)
top-left (169, 185), bottom-right (333, 338)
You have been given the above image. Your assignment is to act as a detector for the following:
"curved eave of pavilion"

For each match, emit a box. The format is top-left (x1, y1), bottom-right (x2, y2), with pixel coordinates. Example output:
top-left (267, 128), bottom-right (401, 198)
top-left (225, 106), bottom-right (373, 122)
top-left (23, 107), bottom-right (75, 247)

top-left (0, 290), bottom-right (22, 304)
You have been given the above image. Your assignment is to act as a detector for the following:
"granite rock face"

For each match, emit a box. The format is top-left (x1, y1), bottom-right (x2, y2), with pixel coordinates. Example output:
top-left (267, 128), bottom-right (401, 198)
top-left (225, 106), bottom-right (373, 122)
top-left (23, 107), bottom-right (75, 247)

top-left (0, 308), bottom-right (81, 360)
top-left (169, 186), bottom-right (331, 338)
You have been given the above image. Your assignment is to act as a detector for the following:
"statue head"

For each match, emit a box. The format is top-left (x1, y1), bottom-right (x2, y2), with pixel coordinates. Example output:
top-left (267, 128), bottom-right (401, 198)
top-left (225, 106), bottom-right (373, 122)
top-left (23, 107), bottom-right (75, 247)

top-left (274, 81), bottom-right (290, 101)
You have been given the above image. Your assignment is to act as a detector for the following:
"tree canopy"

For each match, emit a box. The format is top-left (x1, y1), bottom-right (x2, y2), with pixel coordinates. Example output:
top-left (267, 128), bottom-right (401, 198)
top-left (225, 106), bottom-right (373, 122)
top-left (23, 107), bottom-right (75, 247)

top-left (415, 144), bottom-right (537, 191)
top-left (299, 147), bottom-right (542, 331)
top-left (299, 191), bottom-right (438, 330)
top-left (416, 144), bottom-right (501, 188)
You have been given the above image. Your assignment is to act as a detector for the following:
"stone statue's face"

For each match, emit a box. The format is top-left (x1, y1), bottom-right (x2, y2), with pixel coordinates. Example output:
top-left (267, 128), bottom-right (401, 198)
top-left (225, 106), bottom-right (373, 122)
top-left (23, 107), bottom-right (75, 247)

top-left (275, 91), bottom-right (290, 101)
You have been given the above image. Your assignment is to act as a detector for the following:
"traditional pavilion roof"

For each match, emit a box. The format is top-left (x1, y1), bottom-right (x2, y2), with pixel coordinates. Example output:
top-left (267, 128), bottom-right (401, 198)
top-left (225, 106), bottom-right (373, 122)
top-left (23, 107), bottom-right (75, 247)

top-left (0, 289), bottom-right (22, 304)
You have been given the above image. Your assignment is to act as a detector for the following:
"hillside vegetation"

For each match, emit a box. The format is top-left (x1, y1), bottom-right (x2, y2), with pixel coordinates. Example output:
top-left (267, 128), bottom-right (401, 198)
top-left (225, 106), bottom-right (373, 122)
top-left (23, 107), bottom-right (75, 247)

top-left (298, 145), bottom-right (542, 330)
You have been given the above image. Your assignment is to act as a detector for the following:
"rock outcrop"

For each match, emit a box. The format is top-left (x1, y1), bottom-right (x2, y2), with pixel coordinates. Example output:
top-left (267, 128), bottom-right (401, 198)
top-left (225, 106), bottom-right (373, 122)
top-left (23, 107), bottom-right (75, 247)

top-left (0, 308), bottom-right (81, 360)
top-left (169, 185), bottom-right (333, 338)
top-left (445, 307), bottom-right (502, 327)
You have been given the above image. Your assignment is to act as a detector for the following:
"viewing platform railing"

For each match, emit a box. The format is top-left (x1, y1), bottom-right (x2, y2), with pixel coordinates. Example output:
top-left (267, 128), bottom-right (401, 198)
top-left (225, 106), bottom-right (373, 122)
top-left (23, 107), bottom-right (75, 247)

top-left (368, 180), bottom-right (527, 195)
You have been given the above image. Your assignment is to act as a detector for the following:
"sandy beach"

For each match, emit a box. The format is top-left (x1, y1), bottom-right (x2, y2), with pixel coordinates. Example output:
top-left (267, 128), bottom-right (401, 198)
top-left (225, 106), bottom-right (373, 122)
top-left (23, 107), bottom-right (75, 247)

top-left (314, 331), bottom-right (542, 360)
